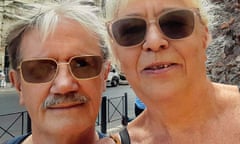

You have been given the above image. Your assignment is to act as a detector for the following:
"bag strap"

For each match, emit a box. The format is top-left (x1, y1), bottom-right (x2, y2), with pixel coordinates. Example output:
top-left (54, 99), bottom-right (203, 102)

top-left (119, 128), bottom-right (131, 144)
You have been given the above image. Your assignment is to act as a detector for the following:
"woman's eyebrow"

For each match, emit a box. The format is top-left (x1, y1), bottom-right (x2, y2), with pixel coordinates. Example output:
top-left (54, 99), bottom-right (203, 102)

top-left (122, 8), bottom-right (175, 17)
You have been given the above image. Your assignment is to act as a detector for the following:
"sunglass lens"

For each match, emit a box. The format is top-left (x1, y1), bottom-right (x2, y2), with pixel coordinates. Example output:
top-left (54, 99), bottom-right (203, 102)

top-left (159, 10), bottom-right (194, 39)
top-left (70, 56), bottom-right (102, 79)
top-left (112, 18), bottom-right (146, 46)
top-left (21, 59), bottom-right (57, 83)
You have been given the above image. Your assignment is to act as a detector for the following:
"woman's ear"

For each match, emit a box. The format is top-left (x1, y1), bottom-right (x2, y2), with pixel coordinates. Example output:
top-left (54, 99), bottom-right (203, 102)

top-left (103, 61), bottom-right (111, 81)
top-left (102, 61), bottom-right (111, 92)
top-left (200, 26), bottom-right (212, 62)
top-left (203, 26), bottom-right (212, 50)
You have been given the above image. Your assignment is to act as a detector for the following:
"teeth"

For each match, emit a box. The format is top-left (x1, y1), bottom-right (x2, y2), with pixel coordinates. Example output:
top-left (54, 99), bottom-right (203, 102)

top-left (158, 64), bottom-right (170, 69)
top-left (146, 64), bottom-right (172, 70)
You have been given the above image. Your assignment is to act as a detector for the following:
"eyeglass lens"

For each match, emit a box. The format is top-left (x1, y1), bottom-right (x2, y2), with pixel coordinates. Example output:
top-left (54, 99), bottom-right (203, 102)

top-left (20, 56), bottom-right (102, 83)
top-left (111, 9), bottom-right (194, 47)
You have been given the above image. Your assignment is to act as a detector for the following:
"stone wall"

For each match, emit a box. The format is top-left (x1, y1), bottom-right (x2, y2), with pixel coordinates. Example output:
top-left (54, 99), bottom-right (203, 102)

top-left (204, 0), bottom-right (240, 87)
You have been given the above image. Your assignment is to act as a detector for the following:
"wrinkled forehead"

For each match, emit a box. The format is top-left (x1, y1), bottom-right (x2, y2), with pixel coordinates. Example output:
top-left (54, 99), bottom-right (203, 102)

top-left (117, 0), bottom-right (200, 12)
top-left (121, 0), bottom-right (199, 5)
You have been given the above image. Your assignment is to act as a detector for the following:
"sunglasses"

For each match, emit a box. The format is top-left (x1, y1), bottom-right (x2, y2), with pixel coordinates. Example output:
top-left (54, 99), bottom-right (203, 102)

top-left (18, 55), bottom-right (103, 83)
top-left (108, 9), bottom-right (197, 47)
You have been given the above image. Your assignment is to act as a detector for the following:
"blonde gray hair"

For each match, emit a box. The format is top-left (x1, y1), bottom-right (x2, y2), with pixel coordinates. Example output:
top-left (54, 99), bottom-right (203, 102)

top-left (6, 0), bottom-right (109, 70)
top-left (104, 0), bottom-right (208, 25)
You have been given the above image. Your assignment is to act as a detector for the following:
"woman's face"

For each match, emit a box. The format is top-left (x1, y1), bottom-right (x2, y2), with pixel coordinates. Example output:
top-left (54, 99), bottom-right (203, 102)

top-left (110, 0), bottom-right (209, 102)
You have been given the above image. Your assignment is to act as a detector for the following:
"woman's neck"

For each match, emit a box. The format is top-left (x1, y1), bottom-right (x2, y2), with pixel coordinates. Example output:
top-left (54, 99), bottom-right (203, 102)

top-left (144, 80), bottom-right (218, 130)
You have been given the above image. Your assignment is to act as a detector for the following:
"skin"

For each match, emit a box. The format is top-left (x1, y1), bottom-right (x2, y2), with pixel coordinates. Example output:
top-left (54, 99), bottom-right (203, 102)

top-left (110, 0), bottom-right (240, 143)
top-left (9, 18), bottom-right (113, 144)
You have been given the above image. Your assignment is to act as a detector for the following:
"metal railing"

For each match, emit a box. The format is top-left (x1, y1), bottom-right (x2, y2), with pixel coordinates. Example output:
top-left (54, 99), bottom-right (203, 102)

top-left (97, 92), bottom-right (129, 133)
top-left (108, 92), bottom-right (128, 125)
top-left (0, 92), bottom-right (128, 140)
top-left (0, 111), bottom-right (30, 140)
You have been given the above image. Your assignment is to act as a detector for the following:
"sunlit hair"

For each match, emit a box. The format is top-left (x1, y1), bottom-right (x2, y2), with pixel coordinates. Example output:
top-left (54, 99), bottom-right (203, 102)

top-left (6, 0), bottom-right (109, 70)
top-left (105, 0), bottom-right (208, 25)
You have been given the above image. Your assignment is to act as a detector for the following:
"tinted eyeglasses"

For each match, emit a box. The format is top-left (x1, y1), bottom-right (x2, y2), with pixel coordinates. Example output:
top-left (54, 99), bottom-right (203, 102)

top-left (18, 55), bottom-right (103, 83)
top-left (108, 9), bottom-right (197, 47)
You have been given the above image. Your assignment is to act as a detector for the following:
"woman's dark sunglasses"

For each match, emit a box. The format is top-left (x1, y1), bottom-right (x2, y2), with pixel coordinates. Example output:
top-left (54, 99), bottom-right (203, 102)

top-left (18, 55), bottom-right (103, 83)
top-left (108, 9), bottom-right (197, 47)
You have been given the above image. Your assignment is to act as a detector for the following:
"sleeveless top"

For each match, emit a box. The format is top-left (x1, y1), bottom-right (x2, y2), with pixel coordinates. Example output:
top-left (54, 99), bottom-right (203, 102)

top-left (3, 133), bottom-right (30, 144)
top-left (119, 128), bottom-right (131, 144)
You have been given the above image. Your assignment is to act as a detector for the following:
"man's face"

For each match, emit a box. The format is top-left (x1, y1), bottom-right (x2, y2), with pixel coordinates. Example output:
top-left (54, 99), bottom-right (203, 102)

top-left (10, 19), bottom-right (107, 135)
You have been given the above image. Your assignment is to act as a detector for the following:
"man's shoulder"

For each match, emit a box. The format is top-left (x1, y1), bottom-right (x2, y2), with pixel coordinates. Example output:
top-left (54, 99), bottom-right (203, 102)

top-left (4, 133), bottom-right (30, 144)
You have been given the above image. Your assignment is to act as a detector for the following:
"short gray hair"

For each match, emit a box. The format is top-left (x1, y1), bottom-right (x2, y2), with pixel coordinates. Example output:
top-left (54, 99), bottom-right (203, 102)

top-left (6, 0), bottom-right (109, 70)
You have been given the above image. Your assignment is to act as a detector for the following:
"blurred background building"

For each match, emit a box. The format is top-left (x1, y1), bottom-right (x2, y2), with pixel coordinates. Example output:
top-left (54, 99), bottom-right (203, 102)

top-left (0, 0), bottom-right (106, 82)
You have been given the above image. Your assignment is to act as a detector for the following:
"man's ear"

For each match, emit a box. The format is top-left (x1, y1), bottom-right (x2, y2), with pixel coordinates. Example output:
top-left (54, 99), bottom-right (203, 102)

top-left (9, 70), bottom-right (21, 91)
top-left (9, 70), bottom-right (24, 105)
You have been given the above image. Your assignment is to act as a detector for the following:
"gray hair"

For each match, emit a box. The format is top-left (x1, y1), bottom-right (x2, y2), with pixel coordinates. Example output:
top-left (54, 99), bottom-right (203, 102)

top-left (6, 0), bottom-right (109, 70)
top-left (105, 0), bottom-right (128, 21)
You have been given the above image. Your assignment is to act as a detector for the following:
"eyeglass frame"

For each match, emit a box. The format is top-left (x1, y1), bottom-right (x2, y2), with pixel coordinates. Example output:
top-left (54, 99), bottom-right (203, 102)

top-left (106, 8), bottom-right (203, 48)
top-left (17, 55), bottom-right (104, 84)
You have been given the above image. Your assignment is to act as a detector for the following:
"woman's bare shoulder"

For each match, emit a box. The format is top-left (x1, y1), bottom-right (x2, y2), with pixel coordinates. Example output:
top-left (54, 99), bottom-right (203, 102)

top-left (214, 83), bottom-right (240, 99)
top-left (212, 83), bottom-right (240, 112)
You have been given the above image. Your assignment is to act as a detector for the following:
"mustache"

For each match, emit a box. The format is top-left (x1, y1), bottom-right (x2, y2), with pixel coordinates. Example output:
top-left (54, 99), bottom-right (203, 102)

top-left (42, 92), bottom-right (88, 109)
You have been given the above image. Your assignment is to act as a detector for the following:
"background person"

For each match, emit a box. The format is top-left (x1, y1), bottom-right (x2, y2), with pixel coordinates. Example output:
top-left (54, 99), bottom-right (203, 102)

top-left (0, 71), bottom-right (6, 88)
top-left (4, 0), bottom-right (114, 144)
top-left (134, 96), bottom-right (145, 117)
top-left (105, 0), bottom-right (240, 143)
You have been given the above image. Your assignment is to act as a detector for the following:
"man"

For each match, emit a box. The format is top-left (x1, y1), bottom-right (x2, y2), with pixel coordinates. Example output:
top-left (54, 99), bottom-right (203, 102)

top-left (4, 0), bottom-right (114, 143)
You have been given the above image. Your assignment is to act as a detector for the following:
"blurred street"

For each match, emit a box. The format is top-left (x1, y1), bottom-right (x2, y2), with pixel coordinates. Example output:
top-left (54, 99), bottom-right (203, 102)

top-left (0, 84), bottom-right (136, 142)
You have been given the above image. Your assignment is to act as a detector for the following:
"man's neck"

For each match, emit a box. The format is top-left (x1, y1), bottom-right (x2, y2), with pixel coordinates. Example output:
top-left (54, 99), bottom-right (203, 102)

top-left (24, 127), bottom-right (99, 144)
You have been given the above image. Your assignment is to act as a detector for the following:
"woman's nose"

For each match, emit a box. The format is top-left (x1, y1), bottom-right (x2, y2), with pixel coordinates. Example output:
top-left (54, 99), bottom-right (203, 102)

top-left (142, 23), bottom-right (169, 52)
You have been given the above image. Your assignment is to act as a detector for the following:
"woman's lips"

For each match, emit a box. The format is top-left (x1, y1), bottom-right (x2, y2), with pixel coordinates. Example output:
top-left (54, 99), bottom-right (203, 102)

top-left (144, 63), bottom-right (177, 71)
top-left (141, 62), bottom-right (180, 75)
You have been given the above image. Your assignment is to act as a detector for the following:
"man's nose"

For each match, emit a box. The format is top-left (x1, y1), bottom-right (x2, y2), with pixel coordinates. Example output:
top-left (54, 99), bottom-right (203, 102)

top-left (51, 64), bottom-right (78, 94)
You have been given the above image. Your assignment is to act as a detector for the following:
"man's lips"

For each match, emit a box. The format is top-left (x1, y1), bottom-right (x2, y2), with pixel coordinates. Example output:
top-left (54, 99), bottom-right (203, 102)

top-left (47, 101), bottom-right (86, 109)
top-left (42, 93), bottom-right (88, 109)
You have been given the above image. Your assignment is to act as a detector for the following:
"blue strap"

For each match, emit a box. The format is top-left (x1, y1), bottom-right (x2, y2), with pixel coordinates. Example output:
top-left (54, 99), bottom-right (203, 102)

top-left (97, 131), bottom-right (107, 139)
top-left (4, 133), bottom-right (31, 144)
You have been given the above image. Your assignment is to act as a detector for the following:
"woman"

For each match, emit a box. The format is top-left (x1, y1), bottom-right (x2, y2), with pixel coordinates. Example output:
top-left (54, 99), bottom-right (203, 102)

top-left (105, 0), bottom-right (240, 143)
